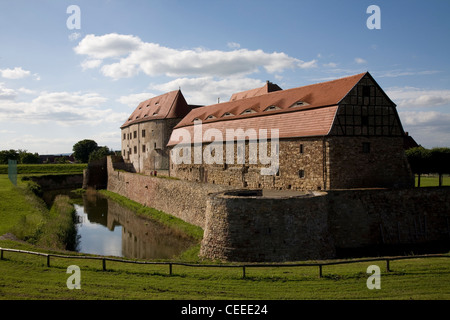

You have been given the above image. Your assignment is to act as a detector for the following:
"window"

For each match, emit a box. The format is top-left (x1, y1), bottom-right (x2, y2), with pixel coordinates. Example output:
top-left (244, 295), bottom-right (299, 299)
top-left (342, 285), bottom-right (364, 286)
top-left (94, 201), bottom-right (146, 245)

top-left (206, 115), bottom-right (216, 120)
top-left (134, 146), bottom-right (137, 154)
top-left (362, 115), bottom-right (369, 126)
top-left (290, 101), bottom-right (307, 108)
top-left (241, 109), bottom-right (256, 115)
top-left (264, 105), bottom-right (279, 111)
top-left (362, 142), bottom-right (371, 153)
top-left (133, 131), bottom-right (137, 139)
top-left (298, 170), bottom-right (305, 178)
top-left (222, 112), bottom-right (234, 117)
top-left (142, 129), bottom-right (146, 138)
top-left (123, 133), bottom-right (126, 140)
top-left (142, 145), bottom-right (146, 152)
top-left (299, 144), bottom-right (304, 154)
top-left (362, 86), bottom-right (370, 97)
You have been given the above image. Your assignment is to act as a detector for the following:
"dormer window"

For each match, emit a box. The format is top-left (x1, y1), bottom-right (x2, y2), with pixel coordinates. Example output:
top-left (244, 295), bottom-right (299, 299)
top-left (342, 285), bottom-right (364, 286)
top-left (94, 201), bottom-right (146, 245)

top-left (222, 112), bottom-right (234, 117)
top-left (206, 115), bottom-right (216, 120)
top-left (264, 105), bottom-right (280, 111)
top-left (290, 101), bottom-right (308, 108)
top-left (152, 112), bottom-right (158, 116)
top-left (135, 116), bottom-right (139, 119)
top-left (193, 117), bottom-right (200, 122)
top-left (241, 109), bottom-right (256, 115)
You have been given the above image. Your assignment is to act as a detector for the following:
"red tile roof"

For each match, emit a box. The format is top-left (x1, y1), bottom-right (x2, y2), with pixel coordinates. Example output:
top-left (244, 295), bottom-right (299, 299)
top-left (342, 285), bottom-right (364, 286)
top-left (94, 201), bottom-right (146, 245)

top-left (167, 72), bottom-right (368, 146)
top-left (229, 81), bottom-right (282, 101)
top-left (121, 90), bottom-right (192, 129)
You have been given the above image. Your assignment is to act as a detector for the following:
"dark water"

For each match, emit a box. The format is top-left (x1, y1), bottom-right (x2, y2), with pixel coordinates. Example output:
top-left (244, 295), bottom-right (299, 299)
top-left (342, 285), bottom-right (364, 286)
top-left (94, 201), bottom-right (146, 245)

top-left (47, 190), bottom-right (196, 259)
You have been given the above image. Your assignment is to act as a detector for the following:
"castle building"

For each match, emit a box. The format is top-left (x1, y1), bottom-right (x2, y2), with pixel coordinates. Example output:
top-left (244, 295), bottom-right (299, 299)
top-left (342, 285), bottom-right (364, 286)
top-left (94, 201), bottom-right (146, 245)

top-left (166, 72), bottom-right (414, 190)
top-left (120, 90), bottom-right (196, 175)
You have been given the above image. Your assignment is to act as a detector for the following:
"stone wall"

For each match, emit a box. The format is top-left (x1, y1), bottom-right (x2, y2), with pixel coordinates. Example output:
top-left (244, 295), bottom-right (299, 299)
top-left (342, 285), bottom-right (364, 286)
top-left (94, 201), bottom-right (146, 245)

top-left (169, 137), bottom-right (327, 191)
top-left (106, 156), bottom-right (230, 228)
top-left (327, 136), bottom-right (413, 189)
top-left (200, 187), bottom-right (450, 262)
top-left (200, 190), bottom-right (336, 262)
top-left (121, 118), bottom-right (180, 174)
top-left (106, 156), bottom-right (449, 263)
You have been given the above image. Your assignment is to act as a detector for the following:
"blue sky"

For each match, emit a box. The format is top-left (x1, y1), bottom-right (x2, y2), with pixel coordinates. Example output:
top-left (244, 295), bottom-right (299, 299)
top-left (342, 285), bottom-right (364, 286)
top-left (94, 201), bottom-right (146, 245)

top-left (0, 0), bottom-right (449, 154)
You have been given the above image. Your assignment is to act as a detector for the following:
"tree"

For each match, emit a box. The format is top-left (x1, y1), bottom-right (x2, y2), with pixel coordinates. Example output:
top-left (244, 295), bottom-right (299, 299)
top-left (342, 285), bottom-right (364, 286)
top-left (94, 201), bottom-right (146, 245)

top-left (429, 147), bottom-right (450, 187)
top-left (88, 146), bottom-right (114, 163)
top-left (72, 139), bottom-right (98, 163)
top-left (0, 150), bottom-right (19, 164)
top-left (405, 147), bottom-right (431, 187)
top-left (19, 151), bottom-right (40, 164)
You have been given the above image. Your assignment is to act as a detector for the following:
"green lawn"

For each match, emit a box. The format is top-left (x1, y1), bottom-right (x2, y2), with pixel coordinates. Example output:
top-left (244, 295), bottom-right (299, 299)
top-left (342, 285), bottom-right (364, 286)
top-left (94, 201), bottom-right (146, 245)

top-left (1, 239), bottom-right (450, 300)
top-left (0, 175), bottom-right (48, 236)
top-left (0, 163), bottom-right (86, 175)
top-left (415, 175), bottom-right (450, 187)
top-left (1, 173), bottom-right (449, 301)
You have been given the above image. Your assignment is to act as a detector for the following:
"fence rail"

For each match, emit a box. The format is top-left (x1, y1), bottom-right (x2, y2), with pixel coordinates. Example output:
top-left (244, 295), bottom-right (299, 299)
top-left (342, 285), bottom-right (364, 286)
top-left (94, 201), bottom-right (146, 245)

top-left (1, 247), bottom-right (449, 278)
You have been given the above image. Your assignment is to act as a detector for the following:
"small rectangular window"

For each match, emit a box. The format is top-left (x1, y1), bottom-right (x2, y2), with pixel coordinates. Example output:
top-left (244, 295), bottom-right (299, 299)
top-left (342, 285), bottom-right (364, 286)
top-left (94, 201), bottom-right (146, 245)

top-left (298, 170), bottom-right (305, 178)
top-left (142, 145), bottom-right (146, 152)
top-left (362, 142), bottom-right (371, 153)
top-left (299, 144), bottom-right (304, 154)
top-left (142, 129), bottom-right (146, 138)
top-left (362, 86), bottom-right (370, 97)
top-left (134, 146), bottom-right (137, 154)
top-left (123, 133), bottom-right (126, 140)
top-left (362, 115), bottom-right (369, 126)
top-left (133, 131), bottom-right (137, 139)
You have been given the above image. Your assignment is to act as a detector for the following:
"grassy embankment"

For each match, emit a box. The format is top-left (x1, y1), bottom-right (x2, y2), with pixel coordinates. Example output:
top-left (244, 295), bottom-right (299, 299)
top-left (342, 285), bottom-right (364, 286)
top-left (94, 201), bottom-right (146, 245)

top-left (0, 166), bottom-right (449, 300)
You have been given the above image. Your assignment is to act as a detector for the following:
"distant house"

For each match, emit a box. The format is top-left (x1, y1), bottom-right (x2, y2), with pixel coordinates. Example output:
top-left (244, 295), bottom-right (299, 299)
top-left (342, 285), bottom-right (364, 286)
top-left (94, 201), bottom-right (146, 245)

top-left (39, 153), bottom-right (75, 164)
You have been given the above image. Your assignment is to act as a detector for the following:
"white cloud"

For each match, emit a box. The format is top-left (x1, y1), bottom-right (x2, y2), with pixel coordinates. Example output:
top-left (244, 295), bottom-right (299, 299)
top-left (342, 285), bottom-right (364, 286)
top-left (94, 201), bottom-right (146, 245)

top-left (399, 111), bottom-right (450, 147)
top-left (386, 87), bottom-right (450, 108)
top-left (0, 83), bottom-right (17, 100)
top-left (354, 58), bottom-right (367, 64)
top-left (81, 59), bottom-right (102, 70)
top-left (117, 92), bottom-right (156, 108)
top-left (377, 70), bottom-right (439, 78)
top-left (0, 90), bottom-right (127, 126)
top-left (0, 67), bottom-right (31, 79)
top-left (75, 33), bottom-right (316, 80)
top-left (74, 33), bottom-right (143, 59)
top-left (227, 42), bottom-right (241, 49)
top-left (153, 77), bottom-right (266, 105)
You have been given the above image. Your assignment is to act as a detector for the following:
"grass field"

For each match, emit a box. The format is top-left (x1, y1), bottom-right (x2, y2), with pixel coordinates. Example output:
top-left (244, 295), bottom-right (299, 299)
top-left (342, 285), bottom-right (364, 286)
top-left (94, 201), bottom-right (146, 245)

top-left (1, 239), bottom-right (449, 300)
top-left (415, 175), bottom-right (450, 187)
top-left (0, 172), bottom-right (449, 302)
top-left (0, 163), bottom-right (86, 175)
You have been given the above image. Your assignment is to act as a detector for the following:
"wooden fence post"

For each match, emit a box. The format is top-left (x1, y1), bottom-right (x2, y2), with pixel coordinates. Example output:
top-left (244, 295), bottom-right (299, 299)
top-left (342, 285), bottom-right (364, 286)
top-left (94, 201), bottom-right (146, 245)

top-left (102, 259), bottom-right (106, 271)
top-left (47, 255), bottom-right (50, 267)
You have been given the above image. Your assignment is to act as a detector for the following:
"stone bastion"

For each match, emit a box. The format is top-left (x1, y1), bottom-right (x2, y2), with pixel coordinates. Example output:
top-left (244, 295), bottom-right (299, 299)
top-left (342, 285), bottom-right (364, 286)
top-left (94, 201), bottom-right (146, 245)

top-left (102, 156), bottom-right (450, 262)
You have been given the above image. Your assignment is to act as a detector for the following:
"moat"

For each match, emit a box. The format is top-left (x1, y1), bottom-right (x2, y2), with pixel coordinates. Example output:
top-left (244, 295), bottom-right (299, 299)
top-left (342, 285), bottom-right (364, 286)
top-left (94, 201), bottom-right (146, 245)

top-left (45, 189), bottom-right (196, 259)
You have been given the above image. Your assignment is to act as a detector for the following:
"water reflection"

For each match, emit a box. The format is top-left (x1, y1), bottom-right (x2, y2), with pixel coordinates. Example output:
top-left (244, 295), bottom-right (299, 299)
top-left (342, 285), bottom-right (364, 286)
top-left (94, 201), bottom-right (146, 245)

top-left (75, 191), bottom-right (196, 260)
